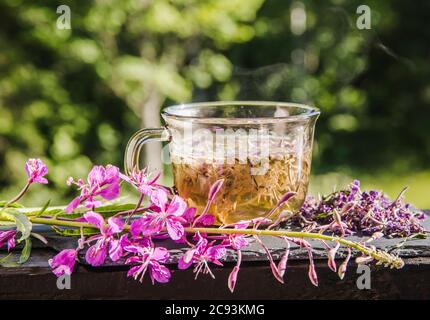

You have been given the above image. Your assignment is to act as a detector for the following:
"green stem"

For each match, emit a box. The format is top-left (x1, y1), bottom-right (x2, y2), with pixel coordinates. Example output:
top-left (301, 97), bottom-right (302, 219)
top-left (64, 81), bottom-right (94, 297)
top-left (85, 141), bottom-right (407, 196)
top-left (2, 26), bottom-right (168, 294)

top-left (3, 182), bottom-right (30, 209)
top-left (29, 217), bottom-right (98, 229)
top-left (23, 216), bottom-right (403, 269)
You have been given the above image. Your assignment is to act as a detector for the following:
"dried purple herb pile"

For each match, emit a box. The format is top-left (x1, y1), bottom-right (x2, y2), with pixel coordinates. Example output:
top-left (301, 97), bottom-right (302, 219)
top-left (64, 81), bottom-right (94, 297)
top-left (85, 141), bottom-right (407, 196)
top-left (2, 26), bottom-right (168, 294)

top-left (298, 180), bottom-right (426, 238)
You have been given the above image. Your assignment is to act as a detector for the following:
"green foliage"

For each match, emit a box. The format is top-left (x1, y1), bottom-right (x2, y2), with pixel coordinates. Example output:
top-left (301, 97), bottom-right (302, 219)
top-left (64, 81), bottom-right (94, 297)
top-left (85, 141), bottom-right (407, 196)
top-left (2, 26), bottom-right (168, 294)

top-left (0, 208), bottom-right (32, 241)
top-left (0, 0), bottom-right (264, 205)
top-left (0, 0), bottom-right (429, 206)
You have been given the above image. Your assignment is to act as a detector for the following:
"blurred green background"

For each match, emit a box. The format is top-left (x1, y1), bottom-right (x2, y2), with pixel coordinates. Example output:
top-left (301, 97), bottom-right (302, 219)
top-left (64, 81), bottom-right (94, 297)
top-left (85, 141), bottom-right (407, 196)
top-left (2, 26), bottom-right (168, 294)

top-left (0, 0), bottom-right (429, 207)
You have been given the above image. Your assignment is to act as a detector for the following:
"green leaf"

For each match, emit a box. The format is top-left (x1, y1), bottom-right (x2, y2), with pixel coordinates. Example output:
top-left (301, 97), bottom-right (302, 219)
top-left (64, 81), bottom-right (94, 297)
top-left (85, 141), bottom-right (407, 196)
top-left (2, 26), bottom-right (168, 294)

top-left (0, 201), bottom-right (24, 208)
top-left (51, 226), bottom-right (99, 237)
top-left (18, 238), bottom-right (32, 264)
top-left (36, 199), bottom-right (51, 217)
top-left (0, 253), bottom-right (18, 267)
top-left (0, 221), bottom-right (16, 227)
top-left (95, 203), bottom-right (137, 215)
top-left (1, 208), bottom-right (32, 242)
top-left (23, 203), bottom-right (139, 220)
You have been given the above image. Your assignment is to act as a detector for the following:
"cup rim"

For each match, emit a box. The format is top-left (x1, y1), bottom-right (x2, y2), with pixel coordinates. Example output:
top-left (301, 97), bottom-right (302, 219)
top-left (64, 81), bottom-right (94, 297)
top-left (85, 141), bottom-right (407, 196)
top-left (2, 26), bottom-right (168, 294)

top-left (162, 101), bottom-right (320, 124)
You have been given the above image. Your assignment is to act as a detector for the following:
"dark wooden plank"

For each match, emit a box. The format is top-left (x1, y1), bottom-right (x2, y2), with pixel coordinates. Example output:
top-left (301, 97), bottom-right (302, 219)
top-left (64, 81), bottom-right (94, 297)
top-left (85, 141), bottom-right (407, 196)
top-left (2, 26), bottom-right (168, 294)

top-left (1, 212), bottom-right (428, 299)
top-left (0, 248), bottom-right (429, 299)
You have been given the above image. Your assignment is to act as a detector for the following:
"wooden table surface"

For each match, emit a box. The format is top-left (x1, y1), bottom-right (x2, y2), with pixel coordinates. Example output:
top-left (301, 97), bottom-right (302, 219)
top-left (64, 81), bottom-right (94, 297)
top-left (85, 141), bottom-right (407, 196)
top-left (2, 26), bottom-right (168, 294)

top-left (1, 212), bottom-right (429, 300)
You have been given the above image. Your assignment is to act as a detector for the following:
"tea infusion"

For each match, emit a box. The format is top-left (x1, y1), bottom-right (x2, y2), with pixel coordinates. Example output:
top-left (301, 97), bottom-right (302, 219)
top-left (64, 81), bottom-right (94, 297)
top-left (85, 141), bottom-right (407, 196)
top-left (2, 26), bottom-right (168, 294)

top-left (171, 133), bottom-right (312, 224)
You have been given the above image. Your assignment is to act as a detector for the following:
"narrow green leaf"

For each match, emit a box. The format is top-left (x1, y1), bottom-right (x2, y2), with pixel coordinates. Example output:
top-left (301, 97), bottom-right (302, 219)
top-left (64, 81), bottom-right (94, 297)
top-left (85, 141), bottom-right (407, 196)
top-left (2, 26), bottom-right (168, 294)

top-left (51, 226), bottom-right (99, 237)
top-left (18, 238), bottom-right (32, 264)
top-left (36, 199), bottom-right (51, 217)
top-left (0, 221), bottom-right (16, 227)
top-left (95, 203), bottom-right (137, 214)
top-left (0, 253), bottom-right (18, 267)
top-left (0, 201), bottom-right (24, 208)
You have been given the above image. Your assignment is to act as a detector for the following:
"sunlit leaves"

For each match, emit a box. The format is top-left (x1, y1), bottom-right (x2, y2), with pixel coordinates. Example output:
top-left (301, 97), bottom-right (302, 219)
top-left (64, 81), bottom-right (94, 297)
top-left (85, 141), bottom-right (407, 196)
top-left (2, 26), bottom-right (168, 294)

top-left (0, 208), bottom-right (32, 242)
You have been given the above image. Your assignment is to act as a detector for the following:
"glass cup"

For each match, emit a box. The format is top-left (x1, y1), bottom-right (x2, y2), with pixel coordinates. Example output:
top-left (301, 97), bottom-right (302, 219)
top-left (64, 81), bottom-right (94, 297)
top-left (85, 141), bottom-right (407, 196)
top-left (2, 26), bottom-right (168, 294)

top-left (124, 101), bottom-right (320, 224)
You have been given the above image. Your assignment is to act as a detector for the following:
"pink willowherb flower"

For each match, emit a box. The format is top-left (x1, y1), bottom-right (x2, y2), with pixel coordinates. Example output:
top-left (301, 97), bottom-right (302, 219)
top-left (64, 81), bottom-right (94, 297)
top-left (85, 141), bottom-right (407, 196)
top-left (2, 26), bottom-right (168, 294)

top-left (65, 165), bottom-right (120, 213)
top-left (221, 221), bottom-right (250, 250)
top-left (192, 179), bottom-right (224, 227)
top-left (130, 192), bottom-right (188, 241)
top-left (83, 211), bottom-right (126, 266)
top-left (120, 168), bottom-right (169, 197)
top-left (48, 249), bottom-right (78, 277)
top-left (25, 158), bottom-right (48, 184)
top-left (125, 245), bottom-right (171, 284)
top-left (178, 233), bottom-right (226, 279)
top-left (0, 230), bottom-right (17, 251)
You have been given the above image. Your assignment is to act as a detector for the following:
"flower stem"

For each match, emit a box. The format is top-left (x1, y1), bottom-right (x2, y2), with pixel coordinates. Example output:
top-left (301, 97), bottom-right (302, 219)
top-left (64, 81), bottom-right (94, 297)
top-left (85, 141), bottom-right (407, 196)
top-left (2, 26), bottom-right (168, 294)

top-left (3, 182), bottom-right (31, 209)
top-left (22, 216), bottom-right (404, 269)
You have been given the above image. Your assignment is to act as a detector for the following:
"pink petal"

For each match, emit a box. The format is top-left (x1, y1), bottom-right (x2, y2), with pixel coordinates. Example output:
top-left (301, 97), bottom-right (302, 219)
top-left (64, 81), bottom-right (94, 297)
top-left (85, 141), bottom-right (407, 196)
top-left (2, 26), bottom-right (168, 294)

top-left (150, 189), bottom-right (168, 210)
top-left (166, 195), bottom-right (187, 216)
top-left (208, 179), bottom-right (224, 201)
top-left (84, 199), bottom-right (102, 209)
top-left (99, 182), bottom-right (120, 200)
top-left (250, 217), bottom-right (272, 226)
top-left (109, 239), bottom-right (123, 262)
top-left (83, 211), bottom-right (105, 229)
top-left (199, 215), bottom-right (215, 226)
top-left (34, 177), bottom-right (48, 184)
top-left (228, 266), bottom-right (240, 293)
top-left (327, 243), bottom-right (340, 272)
top-left (149, 262), bottom-right (171, 284)
top-left (48, 249), bottom-right (77, 277)
top-left (147, 171), bottom-right (161, 185)
top-left (230, 235), bottom-right (248, 250)
top-left (234, 221), bottom-right (251, 229)
top-left (183, 207), bottom-right (196, 223)
top-left (88, 166), bottom-right (105, 186)
top-left (7, 236), bottom-right (16, 251)
top-left (338, 248), bottom-right (352, 280)
top-left (127, 265), bottom-right (143, 278)
top-left (118, 172), bottom-right (132, 184)
top-left (119, 234), bottom-right (130, 247)
top-left (307, 249), bottom-right (318, 287)
top-left (183, 249), bottom-right (196, 264)
top-left (166, 218), bottom-right (185, 241)
top-left (108, 216), bottom-right (124, 233)
top-left (276, 191), bottom-right (296, 207)
top-left (85, 240), bottom-right (107, 266)
top-left (254, 236), bottom-right (284, 284)
top-left (152, 247), bottom-right (170, 263)
top-left (308, 262), bottom-right (318, 287)
top-left (140, 215), bottom-right (164, 236)
top-left (125, 256), bottom-right (141, 264)
top-left (207, 245), bottom-right (226, 260)
top-left (278, 243), bottom-right (290, 277)
top-left (178, 251), bottom-right (194, 270)
top-left (104, 165), bottom-right (120, 184)
top-left (65, 196), bottom-right (82, 214)
top-left (130, 218), bottom-right (145, 237)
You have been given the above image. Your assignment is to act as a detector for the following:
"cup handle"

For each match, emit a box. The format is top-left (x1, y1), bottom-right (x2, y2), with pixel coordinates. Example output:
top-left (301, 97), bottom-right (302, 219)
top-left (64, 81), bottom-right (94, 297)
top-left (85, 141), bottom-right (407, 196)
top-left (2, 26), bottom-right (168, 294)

top-left (124, 127), bottom-right (171, 175)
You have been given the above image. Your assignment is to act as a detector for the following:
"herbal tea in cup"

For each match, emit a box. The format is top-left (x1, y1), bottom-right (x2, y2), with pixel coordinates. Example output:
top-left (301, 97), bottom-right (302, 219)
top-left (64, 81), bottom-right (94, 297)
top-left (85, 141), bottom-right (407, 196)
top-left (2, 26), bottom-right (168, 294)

top-left (125, 101), bottom-right (319, 224)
